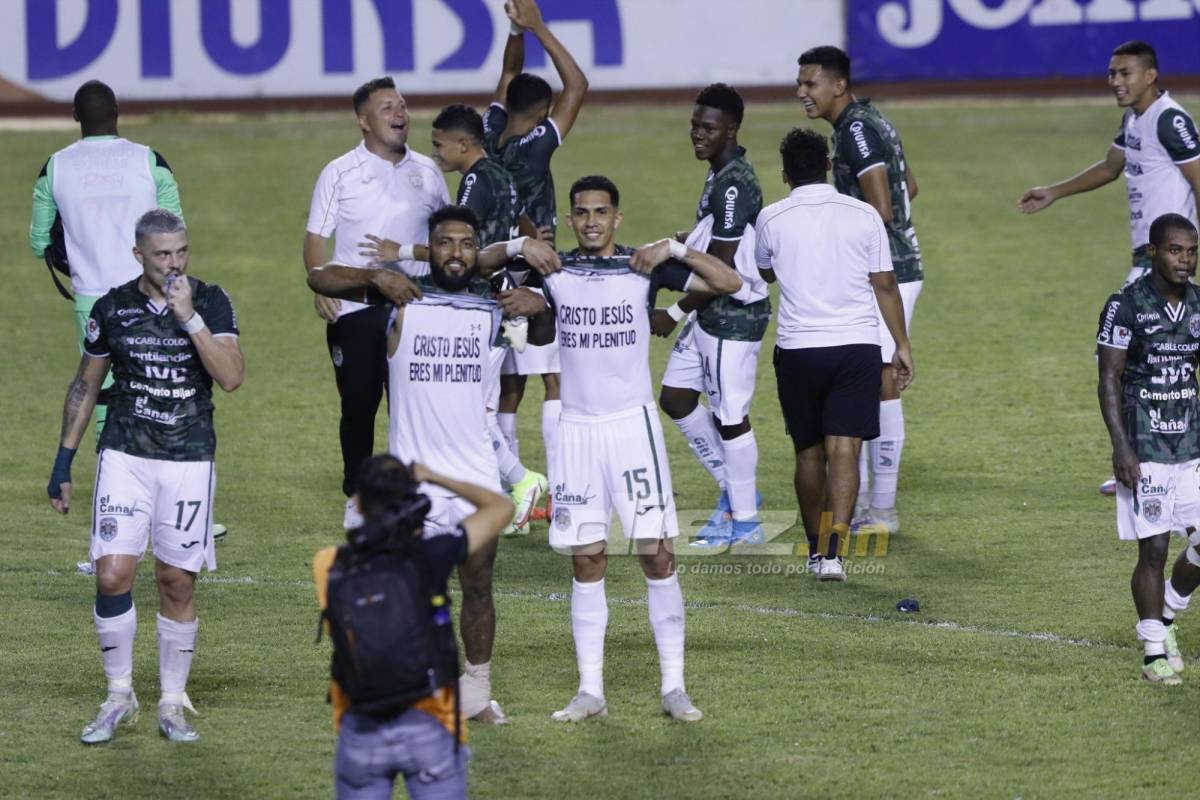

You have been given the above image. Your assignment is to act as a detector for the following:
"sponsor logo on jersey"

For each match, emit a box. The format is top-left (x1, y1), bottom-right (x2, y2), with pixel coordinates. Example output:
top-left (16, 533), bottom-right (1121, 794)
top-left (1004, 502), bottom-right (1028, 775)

top-left (1139, 475), bottom-right (1168, 497)
top-left (553, 483), bottom-right (597, 506)
top-left (1143, 498), bottom-right (1163, 523)
top-left (1137, 312), bottom-right (1161, 323)
top-left (1174, 114), bottom-right (1198, 151)
top-left (117, 307), bottom-right (143, 317)
top-left (1149, 407), bottom-right (1190, 433)
top-left (1113, 325), bottom-right (1132, 348)
top-left (460, 172), bottom-right (477, 204)
top-left (723, 186), bottom-right (739, 230)
top-left (99, 516), bottom-right (118, 541)
top-left (1099, 300), bottom-right (1120, 344)
top-left (519, 125), bottom-right (547, 146)
top-left (1126, 132), bottom-right (1142, 151)
top-left (86, 317), bottom-right (101, 343)
top-left (849, 120), bottom-right (871, 159)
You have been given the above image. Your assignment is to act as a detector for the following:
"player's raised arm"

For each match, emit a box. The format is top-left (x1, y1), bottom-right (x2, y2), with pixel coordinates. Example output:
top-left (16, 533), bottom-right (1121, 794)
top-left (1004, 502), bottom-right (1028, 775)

top-left (1017, 145), bottom-right (1125, 213)
top-left (494, 6), bottom-right (525, 104)
top-left (358, 235), bottom-right (429, 265)
top-left (507, 0), bottom-right (589, 138)
top-left (306, 262), bottom-right (423, 306)
top-left (478, 236), bottom-right (561, 275)
top-left (48, 353), bottom-right (109, 514)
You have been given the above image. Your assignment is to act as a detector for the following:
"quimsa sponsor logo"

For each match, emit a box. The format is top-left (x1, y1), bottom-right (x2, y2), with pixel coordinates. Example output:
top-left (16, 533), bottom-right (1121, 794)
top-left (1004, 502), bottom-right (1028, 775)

top-left (1174, 115), bottom-right (1197, 150)
top-left (723, 187), bottom-right (739, 229)
top-left (850, 120), bottom-right (870, 159)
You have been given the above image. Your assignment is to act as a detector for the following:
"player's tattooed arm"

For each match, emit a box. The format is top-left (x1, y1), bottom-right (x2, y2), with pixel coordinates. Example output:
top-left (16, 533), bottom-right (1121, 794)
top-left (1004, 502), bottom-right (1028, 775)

top-left (1017, 145), bottom-right (1124, 213)
top-left (1098, 345), bottom-right (1139, 489)
top-left (58, 354), bottom-right (108, 450)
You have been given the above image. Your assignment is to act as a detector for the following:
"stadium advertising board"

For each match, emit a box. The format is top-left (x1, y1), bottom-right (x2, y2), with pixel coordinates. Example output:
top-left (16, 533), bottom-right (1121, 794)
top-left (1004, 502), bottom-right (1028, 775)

top-left (1, 0), bottom-right (841, 102)
top-left (848, 0), bottom-right (1200, 82)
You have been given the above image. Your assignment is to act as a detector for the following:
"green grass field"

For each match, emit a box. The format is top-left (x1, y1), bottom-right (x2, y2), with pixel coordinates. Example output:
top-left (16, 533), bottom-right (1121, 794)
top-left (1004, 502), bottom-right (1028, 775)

top-left (1, 97), bottom-right (1194, 798)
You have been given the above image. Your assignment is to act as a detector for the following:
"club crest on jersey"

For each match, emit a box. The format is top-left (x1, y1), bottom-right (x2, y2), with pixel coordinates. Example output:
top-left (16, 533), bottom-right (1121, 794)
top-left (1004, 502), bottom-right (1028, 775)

top-left (86, 317), bottom-right (101, 343)
top-left (331, 346), bottom-right (344, 368)
top-left (409, 173), bottom-right (424, 191)
top-left (554, 505), bottom-right (571, 531)
top-left (99, 516), bottom-right (118, 542)
top-left (1142, 499), bottom-right (1163, 524)
top-left (1188, 314), bottom-right (1200, 338)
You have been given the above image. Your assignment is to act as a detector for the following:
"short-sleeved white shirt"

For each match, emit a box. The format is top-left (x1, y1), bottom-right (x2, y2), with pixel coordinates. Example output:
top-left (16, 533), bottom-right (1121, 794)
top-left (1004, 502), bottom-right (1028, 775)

top-left (306, 142), bottom-right (450, 319)
top-left (755, 183), bottom-right (892, 349)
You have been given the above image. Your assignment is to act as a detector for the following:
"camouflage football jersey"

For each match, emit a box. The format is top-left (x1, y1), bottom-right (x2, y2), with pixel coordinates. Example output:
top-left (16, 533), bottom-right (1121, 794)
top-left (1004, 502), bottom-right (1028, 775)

top-left (832, 98), bottom-right (923, 284)
top-left (458, 156), bottom-right (521, 249)
top-left (694, 147), bottom-right (770, 342)
top-left (483, 104), bottom-right (560, 242)
top-left (1097, 275), bottom-right (1200, 464)
top-left (83, 277), bottom-right (238, 461)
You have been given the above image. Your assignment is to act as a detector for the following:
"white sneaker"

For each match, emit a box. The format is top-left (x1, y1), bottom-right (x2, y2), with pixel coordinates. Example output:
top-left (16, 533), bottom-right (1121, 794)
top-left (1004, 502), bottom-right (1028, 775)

top-left (851, 506), bottom-right (899, 535)
top-left (343, 497), bottom-right (364, 530)
top-left (80, 691), bottom-right (139, 744)
top-left (661, 688), bottom-right (703, 722)
top-left (551, 692), bottom-right (608, 722)
top-left (818, 557), bottom-right (847, 583)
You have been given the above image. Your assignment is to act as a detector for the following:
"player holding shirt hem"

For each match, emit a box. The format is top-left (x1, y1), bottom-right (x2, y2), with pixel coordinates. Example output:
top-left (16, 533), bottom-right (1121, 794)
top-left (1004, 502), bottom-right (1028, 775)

top-left (1097, 213), bottom-right (1200, 685)
top-left (797, 46), bottom-right (923, 538)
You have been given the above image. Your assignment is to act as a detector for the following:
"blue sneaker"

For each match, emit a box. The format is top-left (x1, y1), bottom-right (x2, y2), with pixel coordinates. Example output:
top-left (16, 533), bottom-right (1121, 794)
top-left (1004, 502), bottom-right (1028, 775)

top-left (729, 518), bottom-right (765, 546)
top-left (692, 491), bottom-right (732, 544)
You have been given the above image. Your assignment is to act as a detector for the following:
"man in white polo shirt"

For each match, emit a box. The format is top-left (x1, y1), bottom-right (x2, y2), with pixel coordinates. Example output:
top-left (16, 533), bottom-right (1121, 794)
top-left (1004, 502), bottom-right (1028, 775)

top-left (304, 77), bottom-right (451, 527)
top-left (755, 128), bottom-right (913, 581)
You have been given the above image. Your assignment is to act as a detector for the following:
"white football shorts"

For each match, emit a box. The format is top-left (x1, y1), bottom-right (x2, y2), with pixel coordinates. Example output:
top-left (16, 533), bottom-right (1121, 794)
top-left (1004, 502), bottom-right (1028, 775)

top-left (90, 449), bottom-right (217, 573)
top-left (501, 340), bottom-right (560, 376)
top-left (1116, 459), bottom-right (1200, 541)
top-left (549, 403), bottom-right (678, 549)
top-left (877, 280), bottom-right (922, 364)
top-left (661, 317), bottom-right (762, 425)
top-left (422, 492), bottom-right (478, 536)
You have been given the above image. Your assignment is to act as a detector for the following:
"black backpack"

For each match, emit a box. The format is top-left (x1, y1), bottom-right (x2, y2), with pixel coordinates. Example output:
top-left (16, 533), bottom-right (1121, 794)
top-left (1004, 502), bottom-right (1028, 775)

top-left (320, 514), bottom-right (460, 725)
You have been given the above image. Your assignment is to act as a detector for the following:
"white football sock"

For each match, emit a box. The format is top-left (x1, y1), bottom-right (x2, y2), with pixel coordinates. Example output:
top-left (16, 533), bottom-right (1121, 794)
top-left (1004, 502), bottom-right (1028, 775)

top-left (498, 412), bottom-right (519, 460)
top-left (1137, 618), bottom-right (1167, 656)
top-left (857, 447), bottom-right (870, 507)
top-left (94, 605), bottom-right (137, 696)
top-left (488, 411), bottom-right (526, 486)
top-left (157, 613), bottom-right (198, 697)
top-left (870, 399), bottom-right (904, 510)
top-left (1165, 579), bottom-right (1192, 621)
top-left (646, 573), bottom-right (685, 695)
top-left (542, 399), bottom-right (562, 483)
top-left (572, 579), bottom-right (608, 699)
top-left (722, 430), bottom-right (759, 521)
top-left (673, 406), bottom-right (725, 491)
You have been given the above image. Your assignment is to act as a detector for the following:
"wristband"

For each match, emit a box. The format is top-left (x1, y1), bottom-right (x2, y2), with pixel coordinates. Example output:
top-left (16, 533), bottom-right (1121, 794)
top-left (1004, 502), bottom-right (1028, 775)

top-left (667, 239), bottom-right (688, 260)
top-left (505, 236), bottom-right (529, 259)
top-left (665, 303), bottom-right (686, 323)
top-left (182, 313), bottom-right (207, 335)
top-left (397, 244), bottom-right (415, 261)
top-left (510, 20), bottom-right (523, 36)
top-left (48, 445), bottom-right (77, 499)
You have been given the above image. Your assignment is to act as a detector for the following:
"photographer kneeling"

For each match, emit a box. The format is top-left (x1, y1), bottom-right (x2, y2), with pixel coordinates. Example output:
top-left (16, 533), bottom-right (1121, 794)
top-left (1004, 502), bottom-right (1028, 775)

top-left (314, 455), bottom-right (513, 800)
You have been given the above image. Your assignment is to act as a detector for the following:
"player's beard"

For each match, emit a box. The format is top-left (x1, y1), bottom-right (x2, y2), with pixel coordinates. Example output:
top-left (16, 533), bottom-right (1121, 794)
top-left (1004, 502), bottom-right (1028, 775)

top-left (430, 259), bottom-right (477, 292)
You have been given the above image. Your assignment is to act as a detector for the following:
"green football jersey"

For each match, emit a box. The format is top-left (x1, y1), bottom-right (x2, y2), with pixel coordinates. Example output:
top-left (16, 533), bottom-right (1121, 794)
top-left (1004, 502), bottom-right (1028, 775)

top-left (832, 98), bottom-right (923, 284)
top-left (83, 277), bottom-right (238, 461)
top-left (1097, 276), bottom-right (1200, 464)
top-left (483, 104), bottom-right (560, 243)
top-left (693, 148), bottom-right (770, 342)
top-left (457, 156), bottom-right (520, 249)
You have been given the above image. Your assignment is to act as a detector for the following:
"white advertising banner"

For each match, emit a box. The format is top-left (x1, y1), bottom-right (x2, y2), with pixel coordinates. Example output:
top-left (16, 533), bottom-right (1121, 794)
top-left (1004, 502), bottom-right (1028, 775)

top-left (0, 0), bottom-right (844, 102)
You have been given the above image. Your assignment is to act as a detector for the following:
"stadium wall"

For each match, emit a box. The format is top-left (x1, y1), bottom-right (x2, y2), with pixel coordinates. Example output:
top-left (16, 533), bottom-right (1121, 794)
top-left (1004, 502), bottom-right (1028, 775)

top-left (3, 1), bottom-right (1199, 113)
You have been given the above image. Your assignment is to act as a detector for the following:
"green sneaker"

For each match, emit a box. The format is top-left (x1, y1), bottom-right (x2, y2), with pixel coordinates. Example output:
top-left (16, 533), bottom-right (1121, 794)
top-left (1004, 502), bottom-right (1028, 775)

top-left (507, 470), bottom-right (547, 533)
top-left (1165, 625), bottom-right (1185, 673)
top-left (80, 691), bottom-right (139, 745)
top-left (1142, 658), bottom-right (1182, 685)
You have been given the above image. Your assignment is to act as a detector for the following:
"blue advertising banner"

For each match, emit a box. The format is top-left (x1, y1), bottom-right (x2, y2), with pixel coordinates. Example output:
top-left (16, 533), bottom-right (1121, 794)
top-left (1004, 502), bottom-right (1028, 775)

top-left (848, 0), bottom-right (1200, 82)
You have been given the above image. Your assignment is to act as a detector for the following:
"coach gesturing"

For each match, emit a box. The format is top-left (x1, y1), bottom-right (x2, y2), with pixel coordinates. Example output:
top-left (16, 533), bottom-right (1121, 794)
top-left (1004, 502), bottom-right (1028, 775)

top-left (304, 78), bottom-right (451, 528)
top-left (755, 128), bottom-right (913, 582)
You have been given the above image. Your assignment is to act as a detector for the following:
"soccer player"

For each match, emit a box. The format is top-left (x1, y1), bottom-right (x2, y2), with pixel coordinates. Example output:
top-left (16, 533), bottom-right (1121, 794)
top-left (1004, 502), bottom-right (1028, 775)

top-left (514, 175), bottom-right (742, 722)
top-left (308, 206), bottom-right (548, 724)
top-left (1097, 213), bottom-right (1200, 684)
top-left (304, 77), bottom-right (449, 528)
top-left (797, 46), bottom-right (923, 536)
top-left (47, 209), bottom-right (243, 744)
top-left (756, 129), bottom-right (913, 582)
top-left (651, 83), bottom-right (770, 548)
top-left (1021, 40), bottom-right (1200, 496)
top-left (314, 456), bottom-right (513, 799)
top-left (486, 0), bottom-right (589, 508)
top-left (30, 80), bottom-right (183, 436)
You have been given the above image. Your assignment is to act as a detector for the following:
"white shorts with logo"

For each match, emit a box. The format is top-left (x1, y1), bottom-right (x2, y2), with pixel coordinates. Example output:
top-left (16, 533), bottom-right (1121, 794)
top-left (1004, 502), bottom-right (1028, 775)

top-left (1116, 459), bottom-right (1200, 540)
top-left (90, 449), bottom-right (217, 573)
top-left (501, 341), bottom-right (560, 376)
top-left (877, 280), bottom-right (923, 363)
top-left (661, 317), bottom-right (762, 425)
top-left (549, 403), bottom-right (678, 549)
top-left (422, 492), bottom-right (478, 536)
